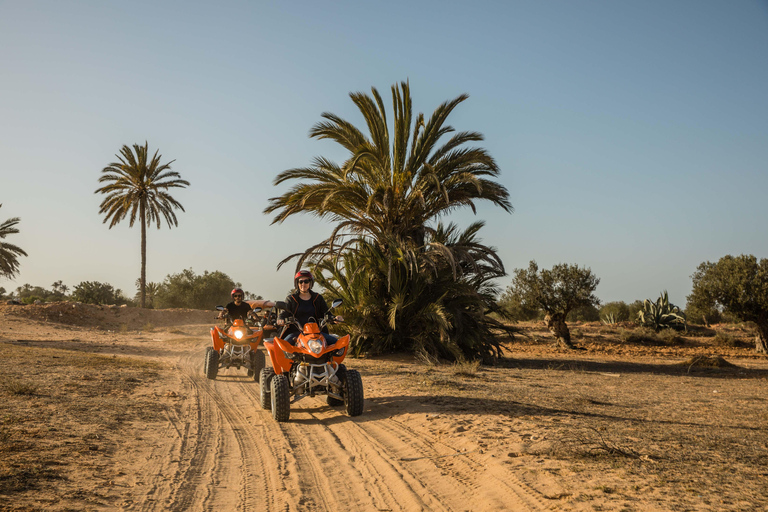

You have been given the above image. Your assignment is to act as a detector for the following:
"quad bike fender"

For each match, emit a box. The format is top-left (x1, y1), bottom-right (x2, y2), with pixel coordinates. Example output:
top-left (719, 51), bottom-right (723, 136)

top-left (248, 330), bottom-right (265, 351)
top-left (263, 338), bottom-right (293, 375)
top-left (331, 334), bottom-right (351, 365)
top-left (211, 327), bottom-right (226, 351)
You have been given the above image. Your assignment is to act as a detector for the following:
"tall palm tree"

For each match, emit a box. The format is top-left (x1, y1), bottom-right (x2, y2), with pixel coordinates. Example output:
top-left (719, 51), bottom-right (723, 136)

top-left (265, 81), bottom-right (512, 268)
top-left (95, 143), bottom-right (189, 308)
top-left (0, 204), bottom-right (28, 280)
top-left (266, 82), bottom-right (514, 360)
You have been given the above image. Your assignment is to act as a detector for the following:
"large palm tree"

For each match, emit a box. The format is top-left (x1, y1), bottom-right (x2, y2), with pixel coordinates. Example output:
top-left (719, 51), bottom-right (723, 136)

top-left (0, 204), bottom-right (28, 280)
top-left (265, 81), bottom-right (512, 268)
top-left (95, 143), bottom-right (189, 308)
top-left (266, 82), bottom-right (514, 360)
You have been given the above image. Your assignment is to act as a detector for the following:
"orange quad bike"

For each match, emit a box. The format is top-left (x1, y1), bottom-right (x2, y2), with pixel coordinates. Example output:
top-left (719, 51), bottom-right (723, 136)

top-left (205, 300), bottom-right (273, 380)
top-left (260, 299), bottom-right (364, 422)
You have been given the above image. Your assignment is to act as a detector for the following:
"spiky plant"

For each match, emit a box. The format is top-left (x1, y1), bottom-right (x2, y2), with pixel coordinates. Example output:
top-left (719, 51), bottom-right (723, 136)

top-left (637, 290), bottom-right (687, 331)
top-left (95, 143), bottom-right (189, 307)
top-left (0, 204), bottom-right (28, 280)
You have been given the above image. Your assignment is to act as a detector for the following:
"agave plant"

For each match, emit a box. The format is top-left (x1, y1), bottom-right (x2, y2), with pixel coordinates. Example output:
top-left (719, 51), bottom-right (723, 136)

top-left (601, 312), bottom-right (618, 325)
top-left (637, 291), bottom-right (687, 331)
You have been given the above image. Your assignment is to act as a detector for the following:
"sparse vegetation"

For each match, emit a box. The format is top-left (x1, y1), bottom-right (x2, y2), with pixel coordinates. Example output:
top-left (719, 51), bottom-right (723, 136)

top-left (687, 254), bottom-right (768, 353)
top-left (505, 261), bottom-right (600, 348)
top-left (71, 280), bottom-right (130, 305)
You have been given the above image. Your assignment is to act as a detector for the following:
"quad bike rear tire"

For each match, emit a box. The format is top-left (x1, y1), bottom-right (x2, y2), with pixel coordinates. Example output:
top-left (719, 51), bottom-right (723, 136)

top-left (342, 368), bottom-right (364, 416)
top-left (270, 374), bottom-right (290, 422)
top-left (259, 368), bottom-right (275, 410)
top-left (205, 348), bottom-right (219, 380)
top-left (327, 364), bottom-right (346, 406)
top-left (251, 349), bottom-right (266, 380)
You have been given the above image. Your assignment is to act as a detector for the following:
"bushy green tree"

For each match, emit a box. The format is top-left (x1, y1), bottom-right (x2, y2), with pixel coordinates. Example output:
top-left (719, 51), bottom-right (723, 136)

top-left (0, 204), bottom-right (27, 280)
top-left (687, 254), bottom-right (768, 353)
top-left (599, 301), bottom-right (630, 324)
top-left (155, 269), bottom-right (240, 310)
top-left (567, 304), bottom-right (600, 322)
top-left (71, 281), bottom-right (130, 305)
top-left (505, 261), bottom-right (600, 348)
top-left (95, 143), bottom-right (190, 308)
top-left (265, 81), bottom-right (513, 361)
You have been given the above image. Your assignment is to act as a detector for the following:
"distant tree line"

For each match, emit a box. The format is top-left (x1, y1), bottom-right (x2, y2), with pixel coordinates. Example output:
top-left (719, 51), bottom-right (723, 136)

top-left (1, 268), bottom-right (260, 310)
top-left (500, 255), bottom-right (768, 354)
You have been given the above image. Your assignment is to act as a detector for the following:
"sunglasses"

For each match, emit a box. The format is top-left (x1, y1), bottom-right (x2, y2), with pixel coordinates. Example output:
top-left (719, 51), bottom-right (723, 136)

top-left (233, 294), bottom-right (243, 298)
top-left (298, 279), bottom-right (311, 284)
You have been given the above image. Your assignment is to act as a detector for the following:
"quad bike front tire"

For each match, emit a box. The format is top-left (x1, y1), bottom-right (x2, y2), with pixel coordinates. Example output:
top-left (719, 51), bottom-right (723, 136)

top-left (270, 374), bottom-right (290, 422)
top-left (259, 368), bottom-right (275, 410)
top-left (251, 349), bottom-right (266, 380)
top-left (205, 348), bottom-right (219, 380)
top-left (327, 364), bottom-right (346, 406)
top-left (342, 368), bottom-right (364, 417)
top-left (204, 347), bottom-right (212, 376)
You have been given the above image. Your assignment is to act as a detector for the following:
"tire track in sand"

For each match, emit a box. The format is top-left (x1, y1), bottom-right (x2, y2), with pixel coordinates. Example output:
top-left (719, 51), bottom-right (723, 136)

top-left (132, 340), bottom-right (551, 511)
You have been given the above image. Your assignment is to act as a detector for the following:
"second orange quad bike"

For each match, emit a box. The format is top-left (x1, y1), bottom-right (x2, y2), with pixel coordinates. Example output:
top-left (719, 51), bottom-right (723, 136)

top-left (204, 303), bottom-right (271, 380)
top-left (260, 299), bottom-right (364, 422)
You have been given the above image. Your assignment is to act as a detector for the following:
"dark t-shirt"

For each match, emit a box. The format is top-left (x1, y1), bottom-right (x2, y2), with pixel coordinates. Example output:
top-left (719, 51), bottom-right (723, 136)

top-left (225, 301), bottom-right (252, 321)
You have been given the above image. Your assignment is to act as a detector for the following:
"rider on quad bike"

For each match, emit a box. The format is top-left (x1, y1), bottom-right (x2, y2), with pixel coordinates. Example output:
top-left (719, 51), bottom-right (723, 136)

top-left (218, 288), bottom-right (253, 326)
top-left (277, 270), bottom-right (343, 344)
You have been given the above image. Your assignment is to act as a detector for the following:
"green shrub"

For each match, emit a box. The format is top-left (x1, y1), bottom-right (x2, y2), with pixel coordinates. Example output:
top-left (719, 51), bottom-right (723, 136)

top-left (567, 304), bottom-right (600, 322)
top-left (71, 281), bottom-right (130, 305)
top-left (155, 268), bottom-right (239, 310)
top-left (619, 327), bottom-right (659, 345)
top-left (599, 301), bottom-right (630, 323)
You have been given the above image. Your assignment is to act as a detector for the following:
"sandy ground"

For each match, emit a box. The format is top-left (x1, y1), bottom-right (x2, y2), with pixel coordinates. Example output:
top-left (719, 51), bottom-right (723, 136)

top-left (0, 303), bottom-right (767, 511)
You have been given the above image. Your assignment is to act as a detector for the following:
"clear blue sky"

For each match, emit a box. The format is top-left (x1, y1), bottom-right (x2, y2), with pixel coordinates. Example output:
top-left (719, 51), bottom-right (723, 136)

top-left (2, 0), bottom-right (767, 307)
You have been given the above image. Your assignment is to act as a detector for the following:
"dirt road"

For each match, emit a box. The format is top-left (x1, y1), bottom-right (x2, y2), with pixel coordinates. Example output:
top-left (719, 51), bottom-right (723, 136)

top-left (122, 341), bottom-right (554, 512)
top-left (2, 304), bottom-right (766, 511)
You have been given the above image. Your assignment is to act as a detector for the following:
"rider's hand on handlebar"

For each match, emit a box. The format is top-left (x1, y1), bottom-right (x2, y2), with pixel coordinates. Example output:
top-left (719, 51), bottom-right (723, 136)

top-left (335, 315), bottom-right (344, 323)
top-left (276, 318), bottom-right (285, 326)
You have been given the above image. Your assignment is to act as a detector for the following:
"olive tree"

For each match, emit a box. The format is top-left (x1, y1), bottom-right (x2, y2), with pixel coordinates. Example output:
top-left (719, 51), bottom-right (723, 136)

top-left (506, 261), bottom-right (600, 348)
top-left (687, 254), bottom-right (768, 354)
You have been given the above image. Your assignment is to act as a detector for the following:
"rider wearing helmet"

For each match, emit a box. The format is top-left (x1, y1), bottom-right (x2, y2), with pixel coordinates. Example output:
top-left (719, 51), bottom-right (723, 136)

top-left (218, 288), bottom-right (253, 323)
top-left (278, 270), bottom-right (343, 345)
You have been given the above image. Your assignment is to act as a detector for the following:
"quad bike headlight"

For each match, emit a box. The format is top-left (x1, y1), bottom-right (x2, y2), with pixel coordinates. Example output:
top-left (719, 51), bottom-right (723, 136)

top-left (308, 339), bottom-right (323, 354)
top-left (234, 330), bottom-right (244, 340)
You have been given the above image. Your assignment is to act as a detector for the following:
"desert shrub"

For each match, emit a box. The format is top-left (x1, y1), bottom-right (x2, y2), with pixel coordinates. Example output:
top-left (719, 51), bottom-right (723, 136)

top-left (567, 304), bottom-right (600, 322)
top-left (599, 301), bottom-right (630, 323)
top-left (627, 300), bottom-right (645, 322)
top-left (71, 281), bottom-right (130, 305)
top-left (618, 327), bottom-right (659, 345)
top-left (498, 292), bottom-right (543, 321)
top-left (155, 268), bottom-right (239, 310)
top-left (451, 360), bottom-right (481, 377)
top-left (656, 328), bottom-right (686, 346)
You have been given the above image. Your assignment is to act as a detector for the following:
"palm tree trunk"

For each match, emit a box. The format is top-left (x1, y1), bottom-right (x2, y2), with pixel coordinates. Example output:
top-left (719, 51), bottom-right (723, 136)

top-left (140, 200), bottom-right (146, 309)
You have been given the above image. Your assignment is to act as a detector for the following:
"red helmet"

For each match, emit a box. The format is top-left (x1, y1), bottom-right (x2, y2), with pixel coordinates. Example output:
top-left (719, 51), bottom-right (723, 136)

top-left (294, 269), bottom-right (313, 289)
top-left (231, 288), bottom-right (244, 298)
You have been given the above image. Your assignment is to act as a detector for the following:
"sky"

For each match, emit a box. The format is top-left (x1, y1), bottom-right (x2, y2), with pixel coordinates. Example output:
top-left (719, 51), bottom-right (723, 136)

top-left (1, 0), bottom-right (767, 308)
